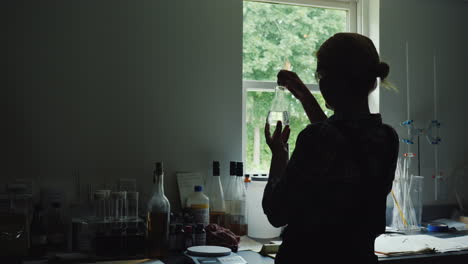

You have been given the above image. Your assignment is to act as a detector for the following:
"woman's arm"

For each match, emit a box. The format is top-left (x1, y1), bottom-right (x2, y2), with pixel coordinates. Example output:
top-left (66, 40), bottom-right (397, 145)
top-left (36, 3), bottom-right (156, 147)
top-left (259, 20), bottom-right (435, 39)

top-left (277, 70), bottom-right (327, 123)
top-left (262, 122), bottom-right (290, 227)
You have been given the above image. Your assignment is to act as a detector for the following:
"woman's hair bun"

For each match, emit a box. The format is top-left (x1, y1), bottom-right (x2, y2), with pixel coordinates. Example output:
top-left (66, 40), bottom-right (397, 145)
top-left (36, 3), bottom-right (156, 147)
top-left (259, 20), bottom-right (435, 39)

top-left (376, 62), bottom-right (390, 80)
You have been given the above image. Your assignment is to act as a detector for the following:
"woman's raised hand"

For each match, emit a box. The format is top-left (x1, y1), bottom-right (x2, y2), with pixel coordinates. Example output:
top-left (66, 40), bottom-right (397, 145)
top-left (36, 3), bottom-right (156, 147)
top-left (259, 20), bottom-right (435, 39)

top-left (265, 120), bottom-right (290, 157)
top-left (277, 70), bottom-right (311, 102)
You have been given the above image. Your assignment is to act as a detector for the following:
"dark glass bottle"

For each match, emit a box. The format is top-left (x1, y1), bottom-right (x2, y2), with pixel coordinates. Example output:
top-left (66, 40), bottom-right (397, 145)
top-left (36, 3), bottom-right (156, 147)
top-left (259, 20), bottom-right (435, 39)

top-left (47, 202), bottom-right (67, 251)
top-left (175, 223), bottom-right (185, 251)
top-left (147, 162), bottom-right (171, 258)
top-left (30, 204), bottom-right (47, 257)
top-left (194, 223), bottom-right (206, 246)
top-left (184, 225), bottom-right (194, 249)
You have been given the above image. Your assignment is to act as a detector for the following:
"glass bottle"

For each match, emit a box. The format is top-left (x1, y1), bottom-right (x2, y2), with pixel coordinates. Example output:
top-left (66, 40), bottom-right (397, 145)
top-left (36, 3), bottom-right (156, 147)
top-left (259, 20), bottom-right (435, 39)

top-left (205, 161), bottom-right (226, 226)
top-left (184, 225), bottom-right (194, 250)
top-left (30, 204), bottom-right (47, 257)
top-left (175, 223), bottom-right (185, 251)
top-left (224, 161), bottom-right (237, 228)
top-left (230, 162), bottom-right (248, 236)
top-left (147, 162), bottom-right (171, 259)
top-left (267, 86), bottom-right (290, 126)
top-left (47, 202), bottom-right (67, 251)
top-left (194, 223), bottom-right (206, 246)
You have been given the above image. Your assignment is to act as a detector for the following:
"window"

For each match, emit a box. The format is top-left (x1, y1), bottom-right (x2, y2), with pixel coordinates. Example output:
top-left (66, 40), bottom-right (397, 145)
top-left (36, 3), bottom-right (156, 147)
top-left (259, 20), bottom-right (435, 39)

top-left (243, 0), bottom-right (357, 173)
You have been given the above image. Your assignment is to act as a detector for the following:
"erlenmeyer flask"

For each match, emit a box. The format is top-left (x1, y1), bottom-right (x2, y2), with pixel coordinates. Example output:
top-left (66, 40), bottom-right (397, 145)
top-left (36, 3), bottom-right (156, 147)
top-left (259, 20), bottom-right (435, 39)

top-left (267, 86), bottom-right (290, 126)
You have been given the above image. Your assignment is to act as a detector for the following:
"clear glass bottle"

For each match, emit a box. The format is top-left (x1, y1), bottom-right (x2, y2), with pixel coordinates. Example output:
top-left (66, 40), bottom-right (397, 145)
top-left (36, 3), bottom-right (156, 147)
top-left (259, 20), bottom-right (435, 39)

top-left (224, 161), bottom-right (237, 228)
top-left (205, 161), bottom-right (226, 226)
top-left (267, 86), bottom-right (290, 126)
top-left (147, 162), bottom-right (171, 259)
top-left (230, 162), bottom-right (248, 236)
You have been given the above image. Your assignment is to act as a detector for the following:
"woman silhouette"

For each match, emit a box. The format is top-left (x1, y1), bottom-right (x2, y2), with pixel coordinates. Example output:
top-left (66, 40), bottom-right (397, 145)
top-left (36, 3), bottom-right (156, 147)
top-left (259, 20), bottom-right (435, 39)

top-left (263, 33), bottom-right (399, 264)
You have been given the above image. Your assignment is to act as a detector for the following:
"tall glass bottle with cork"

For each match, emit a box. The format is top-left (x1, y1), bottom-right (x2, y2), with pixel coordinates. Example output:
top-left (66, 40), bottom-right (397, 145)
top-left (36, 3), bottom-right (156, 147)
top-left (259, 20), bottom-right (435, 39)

top-left (147, 162), bottom-right (171, 258)
top-left (230, 162), bottom-right (248, 235)
top-left (205, 161), bottom-right (226, 226)
top-left (224, 161), bottom-right (237, 228)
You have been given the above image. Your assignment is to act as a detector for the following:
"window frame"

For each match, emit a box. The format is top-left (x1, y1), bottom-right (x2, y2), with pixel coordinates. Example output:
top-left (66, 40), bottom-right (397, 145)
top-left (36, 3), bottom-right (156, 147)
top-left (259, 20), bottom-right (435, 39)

top-left (242, 0), bottom-right (363, 172)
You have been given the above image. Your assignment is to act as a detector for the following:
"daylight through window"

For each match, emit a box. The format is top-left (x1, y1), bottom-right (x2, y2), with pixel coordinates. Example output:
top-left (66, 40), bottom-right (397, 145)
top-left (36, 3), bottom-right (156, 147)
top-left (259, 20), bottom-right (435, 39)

top-left (243, 0), bottom-right (352, 173)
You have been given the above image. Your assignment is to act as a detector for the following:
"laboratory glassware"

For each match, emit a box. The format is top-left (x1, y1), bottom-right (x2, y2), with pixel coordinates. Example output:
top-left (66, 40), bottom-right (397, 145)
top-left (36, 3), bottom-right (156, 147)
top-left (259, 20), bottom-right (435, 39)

top-left (230, 162), bottom-right (248, 236)
top-left (267, 86), bottom-right (290, 126)
top-left (204, 161), bottom-right (226, 225)
top-left (147, 161), bottom-right (171, 258)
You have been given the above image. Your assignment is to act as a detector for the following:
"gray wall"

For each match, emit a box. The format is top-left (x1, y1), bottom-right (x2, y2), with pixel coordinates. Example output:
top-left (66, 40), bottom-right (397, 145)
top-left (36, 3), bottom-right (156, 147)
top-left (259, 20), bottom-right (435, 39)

top-left (5, 0), bottom-right (243, 209)
top-left (380, 0), bottom-right (468, 206)
top-left (4, 0), bottom-right (468, 212)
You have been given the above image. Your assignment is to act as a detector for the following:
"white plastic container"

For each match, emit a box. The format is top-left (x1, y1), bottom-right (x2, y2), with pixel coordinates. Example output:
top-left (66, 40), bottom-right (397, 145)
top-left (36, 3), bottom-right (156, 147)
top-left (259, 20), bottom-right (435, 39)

top-left (246, 175), bottom-right (281, 239)
top-left (187, 186), bottom-right (210, 226)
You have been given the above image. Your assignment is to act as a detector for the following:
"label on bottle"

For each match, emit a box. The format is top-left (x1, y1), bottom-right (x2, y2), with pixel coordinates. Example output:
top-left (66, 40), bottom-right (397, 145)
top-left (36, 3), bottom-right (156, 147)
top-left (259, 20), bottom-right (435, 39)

top-left (190, 204), bottom-right (209, 225)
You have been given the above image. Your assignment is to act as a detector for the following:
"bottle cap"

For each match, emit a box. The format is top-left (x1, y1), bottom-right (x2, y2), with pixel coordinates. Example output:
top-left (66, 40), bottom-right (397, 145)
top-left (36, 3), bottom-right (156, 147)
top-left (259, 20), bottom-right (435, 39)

top-left (212, 161), bottom-right (220, 176)
top-left (230, 161), bottom-right (236, 176)
top-left (194, 185), bottom-right (203, 192)
top-left (236, 162), bottom-right (243, 177)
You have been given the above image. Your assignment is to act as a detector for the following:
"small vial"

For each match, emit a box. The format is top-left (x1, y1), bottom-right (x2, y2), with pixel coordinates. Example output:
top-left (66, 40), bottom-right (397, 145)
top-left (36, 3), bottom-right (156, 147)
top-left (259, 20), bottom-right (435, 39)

top-left (194, 224), bottom-right (206, 246)
top-left (184, 225), bottom-right (194, 249)
top-left (175, 224), bottom-right (185, 251)
top-left (168, 224), bottom-right (177, 251)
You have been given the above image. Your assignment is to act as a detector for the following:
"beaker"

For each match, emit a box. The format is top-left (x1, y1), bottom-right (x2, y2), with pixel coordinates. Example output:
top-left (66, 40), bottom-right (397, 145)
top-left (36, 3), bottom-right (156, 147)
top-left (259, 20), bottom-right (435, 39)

top-left (111, 191), bottom-right (127, 221)
top-left (267, 86), bottom-right (290, 126)
top-left (126, 191), bottom-right (139, 222)
top-left (93, 191), bottom-right (106, 221)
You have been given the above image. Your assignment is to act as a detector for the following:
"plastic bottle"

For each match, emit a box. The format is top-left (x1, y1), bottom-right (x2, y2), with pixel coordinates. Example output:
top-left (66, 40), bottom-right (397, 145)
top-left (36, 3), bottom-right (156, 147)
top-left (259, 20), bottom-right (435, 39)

top-left (204, 161), bottom-right (226, 226)
top-left (186, 186), bottom-right (210, 226)
top-left (147, 162), bottom-right (171, 258)
top-left (230, 162), bottom-right (248, 236)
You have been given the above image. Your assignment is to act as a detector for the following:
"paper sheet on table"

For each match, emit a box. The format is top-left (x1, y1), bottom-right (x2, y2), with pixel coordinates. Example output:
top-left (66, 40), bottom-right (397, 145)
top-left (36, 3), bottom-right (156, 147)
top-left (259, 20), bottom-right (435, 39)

top-left (375, 233), bottom-right (468, 256)
top-left (375, 234), bottom-right (435, 256)
top-left (176, 172), bottom-right (204, 207)
top-left (238, 236), bottom-right (264, 252)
